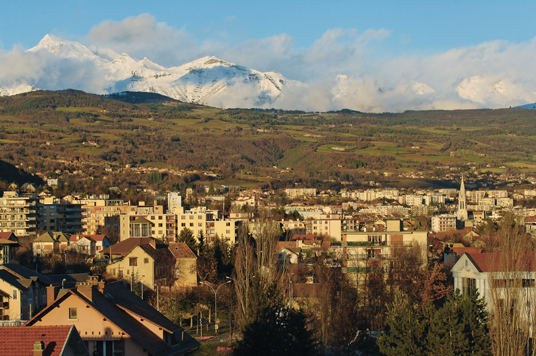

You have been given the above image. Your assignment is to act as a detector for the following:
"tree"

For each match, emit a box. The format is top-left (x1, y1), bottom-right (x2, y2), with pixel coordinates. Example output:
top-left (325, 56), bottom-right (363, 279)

top-left (427, 290), bottom-right (490, 356)
top-left (234, 281), bottom-right (318, 356)
top-left (177, 228), bottom-right (197, 251)
top-left (377, 290), bottom-right (428, 356)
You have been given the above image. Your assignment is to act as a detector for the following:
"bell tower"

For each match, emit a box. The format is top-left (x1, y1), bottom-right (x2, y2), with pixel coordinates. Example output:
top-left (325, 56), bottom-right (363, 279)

top-left (457, 176), bottom-right (468, 221)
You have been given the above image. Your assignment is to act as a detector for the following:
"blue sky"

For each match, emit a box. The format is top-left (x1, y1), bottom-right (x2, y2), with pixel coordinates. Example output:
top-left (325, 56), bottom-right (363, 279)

top-left (3, 0), bottom-right (535, 54)
top-left (1, 0), bottom-right (536, 111)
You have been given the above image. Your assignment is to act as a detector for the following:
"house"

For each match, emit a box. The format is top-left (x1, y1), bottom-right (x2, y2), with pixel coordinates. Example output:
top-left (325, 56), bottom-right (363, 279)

top-left (451, 252), bottom-right (536, 311)
top-left (68, 235), bottom-right (96, 255)
top-left (0, 232), bottom-right (19, 265)
top-left (0, 263), bottom-right (50, 321)
top-left (168, 243), bottom-right (197, 286)
top-left (33, 232), bottom-right (70, 256)
top-left (0, 325), bottom-right (89, 355)
top-left (104, 238), bottom-right (175, 290)
top-left (26, 281), bottom-right (199, 355)
top-left (88, 234), bottom-right (111, 252)
top-left (0, 263), bottom-right (90, 322)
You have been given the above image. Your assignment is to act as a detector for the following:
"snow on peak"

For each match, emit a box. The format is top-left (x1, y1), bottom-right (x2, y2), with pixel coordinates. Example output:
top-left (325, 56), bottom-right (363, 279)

top-left (411, 81), bottom-right (435, 95)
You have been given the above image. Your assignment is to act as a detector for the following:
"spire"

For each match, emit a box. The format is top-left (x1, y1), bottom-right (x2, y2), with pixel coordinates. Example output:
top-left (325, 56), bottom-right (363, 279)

top-left (457, 176), bottom-right (468, 221)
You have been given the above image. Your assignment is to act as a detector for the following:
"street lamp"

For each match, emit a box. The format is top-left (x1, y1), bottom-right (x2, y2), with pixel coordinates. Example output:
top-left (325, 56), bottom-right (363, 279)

top-left (200, 280), bottom-right (231, 333)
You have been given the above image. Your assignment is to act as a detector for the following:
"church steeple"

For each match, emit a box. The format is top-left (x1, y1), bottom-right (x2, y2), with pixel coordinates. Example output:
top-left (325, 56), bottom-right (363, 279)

top-left (457, 176), bottom-right (468, 221)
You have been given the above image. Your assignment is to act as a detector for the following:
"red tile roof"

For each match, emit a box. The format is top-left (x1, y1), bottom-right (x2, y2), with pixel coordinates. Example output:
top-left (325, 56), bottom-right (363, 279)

top-left (467, 252), bottom-right (536, 272)
top-left (168, 243), bottom-right (197, 259)
top-left (452, 247), bottom-right (481, 256)
top-left (100, 237), bottom-right (161, 256)
top-left (0, 232), bottom-right (14, 240)
top-left (0, 325), bottom-right (77, 356)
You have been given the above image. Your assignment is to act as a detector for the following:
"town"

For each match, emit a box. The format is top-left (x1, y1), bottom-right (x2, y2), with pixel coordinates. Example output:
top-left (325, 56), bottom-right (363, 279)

top-left (0, 172), bottom-right (534, 355)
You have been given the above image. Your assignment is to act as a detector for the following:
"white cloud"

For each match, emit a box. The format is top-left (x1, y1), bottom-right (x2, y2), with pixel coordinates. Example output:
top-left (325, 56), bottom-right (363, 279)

top-left (3, 14), bottom-right (536, 112)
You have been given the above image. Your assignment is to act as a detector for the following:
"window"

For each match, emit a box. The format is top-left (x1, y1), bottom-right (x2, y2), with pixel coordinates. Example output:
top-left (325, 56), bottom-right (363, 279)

top-left (189, 216), bottom-right (194, 220)
top-left (190, 223), bottom-right (194, 227)
top-left (462, 278), bottom-right (476, 295)
top-left (158, 223), bottom-right (163, 227)
top-left (181, 216), bottom-right (186, 220)
top-left (151, 216), bottom-right (155, 220)
top-left (144, 258), bottom-right (149, 264)
top-left (69, 308), bottom-right (77, 319)
top-left (129, 257), bottom-right (138, 266)
top-left (198, 223), bottom-right (202, 227)
top-left (12, 289), bottom-right (17, 300)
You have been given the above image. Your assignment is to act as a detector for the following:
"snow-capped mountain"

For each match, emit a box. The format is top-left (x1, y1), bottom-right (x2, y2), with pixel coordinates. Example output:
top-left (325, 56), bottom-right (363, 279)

top-left (22, 34), bottom-right (294, 106)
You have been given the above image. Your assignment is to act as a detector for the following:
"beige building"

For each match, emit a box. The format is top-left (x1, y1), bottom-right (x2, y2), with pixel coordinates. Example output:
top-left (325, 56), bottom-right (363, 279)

top-left (168, 243), bottom-right (197, 286)
top-left (120, 214), bottom-right (177, 242)
top-left (0, 191), bottom-right (39, 237)
top-left (81, 196), bottom-right (125, 235)
top-left (306, 215), bottom-right (342, 241)
top-left (106, 241), bottom-right (175, 290)
top-left (26, 282), bottom-right (199, 355)
top-left (342, 220), bottom-right (428, 280)
top-left (0, 264), bottom-right (49, 321)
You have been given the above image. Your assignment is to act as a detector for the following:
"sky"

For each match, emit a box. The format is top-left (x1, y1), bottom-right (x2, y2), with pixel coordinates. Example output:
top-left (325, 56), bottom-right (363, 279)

top-left (1, 0), bottom-right (536, 112)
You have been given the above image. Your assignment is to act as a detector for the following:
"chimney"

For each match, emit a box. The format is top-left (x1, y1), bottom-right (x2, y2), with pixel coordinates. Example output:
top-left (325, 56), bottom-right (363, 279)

top-left (33, 340), bottom-right (44, 356)
top-left (98, 281), bottom-right (105, 293)
top-left (46, 286), bottom-right (57, 306)
top-left (150, 239), bottom-right (156, 249)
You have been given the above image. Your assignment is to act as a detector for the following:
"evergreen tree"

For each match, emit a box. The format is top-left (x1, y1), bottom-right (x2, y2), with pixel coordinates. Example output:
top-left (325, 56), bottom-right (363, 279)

top-left (427, 290), bottom-right (490, 356)
top-left (377, 290), bottom-right (428, 356)
top-left (177, 228), bottom-right (197, 251)
top-left (234, 281), bottom-right (318, 356)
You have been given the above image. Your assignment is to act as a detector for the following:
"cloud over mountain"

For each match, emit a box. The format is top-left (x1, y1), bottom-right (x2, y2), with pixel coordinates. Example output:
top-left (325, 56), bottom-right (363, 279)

top-left (1, 14), bottom-right (536, 112)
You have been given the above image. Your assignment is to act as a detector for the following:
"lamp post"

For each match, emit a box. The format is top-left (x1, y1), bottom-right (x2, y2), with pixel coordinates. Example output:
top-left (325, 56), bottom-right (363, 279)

top-left (200, 280), bottom-right (231, 333)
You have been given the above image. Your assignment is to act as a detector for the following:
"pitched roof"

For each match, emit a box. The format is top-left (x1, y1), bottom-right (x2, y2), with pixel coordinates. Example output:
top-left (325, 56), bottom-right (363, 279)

top-left (84, 234), bottom-right (107, 242)
top-left (0, 263), bottom-right (52, 290)
top-left (0, 325), bottom-right (86, 356)
top-left (168, 243), bottom-right (197, 259)
top-left (466, 252), bottom-right (536, 273)
top-left (27, 284), bottom-right (199, 355)
top-left (138, 244), bottom-right (175, 263)
top-left (100, 237), bottom-right (161, 256)
top-left (0, 232), bottom-right (16, 240)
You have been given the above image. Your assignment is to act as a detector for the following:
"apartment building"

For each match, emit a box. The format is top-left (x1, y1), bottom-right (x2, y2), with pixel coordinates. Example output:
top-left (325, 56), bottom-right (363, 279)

top-left (37, 197), bottom-right (84, 235)
top-left (341, 220), bottom-right (428, 280)
top-left (81, 196), bottom-right (125, 235)
top-left (431, 214), bottom-right (457, 233)
top-left (0, 191), bottom-right (39, 237)
top-left (305, 214), bottom-right (342, 241)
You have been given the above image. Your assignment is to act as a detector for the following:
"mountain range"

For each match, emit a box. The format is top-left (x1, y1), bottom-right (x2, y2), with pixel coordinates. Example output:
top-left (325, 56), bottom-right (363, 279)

top-left (0, 34), bottom-right (533, 111)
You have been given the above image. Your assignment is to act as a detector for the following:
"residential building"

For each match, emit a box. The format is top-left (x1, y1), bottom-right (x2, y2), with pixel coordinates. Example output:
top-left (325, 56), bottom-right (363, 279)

top-left (431, 214), bottom-right (457, 233)
top-left (451, 252), bottom-right (536, 312)
top-left (26, 281), bottom-right (199, 355)
top-left (0, 191), bottom-right (39, 237)
top-left (213, 219), bottom-right (241, 243)
top-left (305, 215), bottom-right (342, 241)
top-left (167, 192), bottom-right (183, 214)
top-left (341, 220), bottom-right (428, 280)
top-left (103, 238), bottom-right (175, 289)
top-left (168, 243), bottom-right (197, 286)
top-left (38, 197), bottom-right (85, 235)
top-left (285, 188), bottom-right (317, 199)
top-left (0, 264), bottom-right (50, 321)
top-left (0, 232), bottom-right (19, 265)
top-left (120, 214), bottom-right (178, 242)
top-left (81, 195), bottom-right (125, 235)
top-left (0, 325), bottom-right (89, 355)
top-left (32, 232), bottom-right (70, 256)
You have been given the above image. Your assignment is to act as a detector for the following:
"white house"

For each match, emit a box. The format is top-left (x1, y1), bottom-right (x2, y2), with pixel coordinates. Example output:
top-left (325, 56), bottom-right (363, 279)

top-left (451, 252), bottom-right (536, 311)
